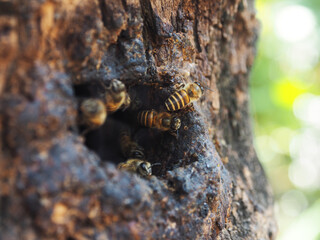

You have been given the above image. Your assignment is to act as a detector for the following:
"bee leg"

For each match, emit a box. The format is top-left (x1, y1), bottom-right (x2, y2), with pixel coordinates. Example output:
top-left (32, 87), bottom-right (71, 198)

top-left (121, 94), bottom-right (131, 111)
top-left (81, 127), bottom-right (93, 136)
top-left (169, 130), bottom-right (179, 139)
top-left (186, 103), bottom-right (195, 112)
top-left (121, 104), bottom-right (129, 111)
top-left (173, 82), bottom-right (185, 90)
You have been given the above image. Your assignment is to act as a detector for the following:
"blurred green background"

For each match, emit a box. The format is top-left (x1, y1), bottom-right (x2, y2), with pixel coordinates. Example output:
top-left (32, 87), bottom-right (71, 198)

top-left (251, 0), bottom-right (320, 239)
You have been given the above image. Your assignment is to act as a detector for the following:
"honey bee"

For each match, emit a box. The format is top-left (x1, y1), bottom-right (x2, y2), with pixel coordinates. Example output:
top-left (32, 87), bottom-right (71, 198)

top-left (118, 159), bottom-right (160, 177)
top-left (137, 110), bottom-right (181, 132)
top-left (165, 82), bottom-right (204, 111)
top-left (119, 130), bottom-right (145, 159)
top-left (102, 79), bottom-right (131, 113)
top-left (79, 99), bottom-right (107, 134)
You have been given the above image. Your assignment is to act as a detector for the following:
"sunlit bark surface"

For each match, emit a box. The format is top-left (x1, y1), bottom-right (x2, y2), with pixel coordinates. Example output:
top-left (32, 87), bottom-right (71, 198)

top-left (0, 0), bottom-right (276, 239)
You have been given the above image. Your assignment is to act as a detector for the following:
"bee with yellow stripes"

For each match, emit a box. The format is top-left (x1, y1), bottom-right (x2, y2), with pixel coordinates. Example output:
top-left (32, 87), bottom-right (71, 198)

top-left (137, 110), bottom-right (181, 132)
top-left (79, 98), bottom-right (107, 134)
top-left (165, 82), bottom-right (204, 111)
top-left (102, 79), bottom-right (131, 114)
top-left (118, 160), bottom-right (161, 177)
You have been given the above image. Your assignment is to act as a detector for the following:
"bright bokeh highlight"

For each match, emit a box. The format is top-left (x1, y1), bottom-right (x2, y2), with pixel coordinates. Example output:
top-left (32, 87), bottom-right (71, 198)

top-left (274, 5), bottom-right (316, 42)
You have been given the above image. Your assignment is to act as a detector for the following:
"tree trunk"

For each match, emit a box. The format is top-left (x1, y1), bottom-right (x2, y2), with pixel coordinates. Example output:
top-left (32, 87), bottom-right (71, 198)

top-left (0, 0), bottom-right (277, 239)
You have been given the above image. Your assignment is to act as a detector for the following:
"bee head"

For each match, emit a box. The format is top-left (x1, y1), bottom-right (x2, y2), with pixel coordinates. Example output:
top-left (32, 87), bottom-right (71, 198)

top-left (170, 117), bottom-right (181, 131)
top-left (195, 82), bottom-right (204, 94)
top-left (187, 82), bottom-right (203, 99)
top-left (107, 79), bottom-right (126, 93)
top-left (138, 161), bottom-right (152, 177)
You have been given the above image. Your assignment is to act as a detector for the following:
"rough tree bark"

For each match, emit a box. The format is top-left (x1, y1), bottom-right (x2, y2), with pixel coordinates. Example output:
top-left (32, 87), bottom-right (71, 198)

top-left (0, 0), bottom-right (277, 239)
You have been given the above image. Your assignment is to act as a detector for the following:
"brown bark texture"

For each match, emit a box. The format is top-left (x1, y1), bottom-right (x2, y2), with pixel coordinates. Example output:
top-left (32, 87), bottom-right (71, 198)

top-left (0, 0), bottom-right (277, 239)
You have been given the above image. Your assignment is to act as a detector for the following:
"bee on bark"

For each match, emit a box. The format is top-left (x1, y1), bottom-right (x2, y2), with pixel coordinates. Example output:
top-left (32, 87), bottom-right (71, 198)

top-left (79, 98), bottom-right (107, 134)
top-left (118, 159), bottom-right (160, 177)
top-left (101, 79), bottom-right (131, 113)
top-left (119, 130), bottom-right (145, 159)
top-left (165, 82), bottom-right (204, 111)
top-left (137, 110), bottom-right (181, 133)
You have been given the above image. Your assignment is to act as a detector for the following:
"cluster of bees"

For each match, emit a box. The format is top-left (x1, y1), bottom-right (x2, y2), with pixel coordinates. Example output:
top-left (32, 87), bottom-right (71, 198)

top-left (78, 79), bottom-right (204, 177)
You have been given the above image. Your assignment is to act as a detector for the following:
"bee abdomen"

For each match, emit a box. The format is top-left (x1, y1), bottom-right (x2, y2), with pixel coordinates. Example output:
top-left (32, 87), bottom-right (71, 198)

top-left (165, 89), bottom-right (190, 111)
top-left (138, 110), bottom-right (155, 128)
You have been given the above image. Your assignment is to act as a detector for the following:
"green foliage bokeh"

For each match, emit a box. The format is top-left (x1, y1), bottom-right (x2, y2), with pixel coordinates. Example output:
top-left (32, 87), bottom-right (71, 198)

top-left (251, 0), bottom-right (320, 239)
